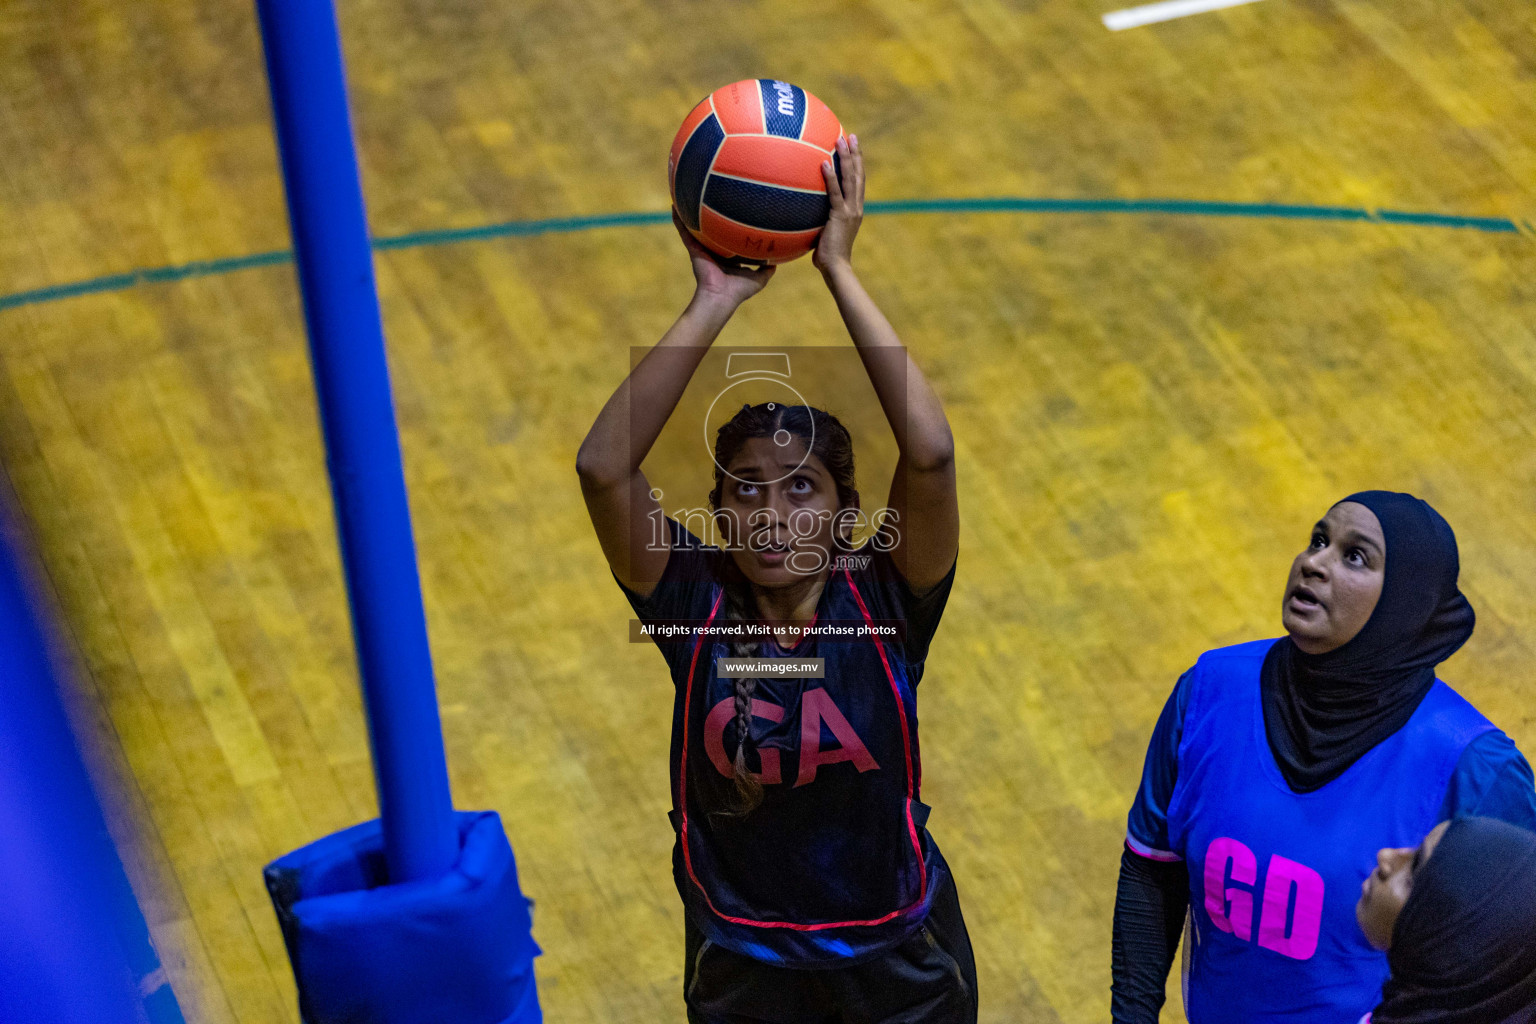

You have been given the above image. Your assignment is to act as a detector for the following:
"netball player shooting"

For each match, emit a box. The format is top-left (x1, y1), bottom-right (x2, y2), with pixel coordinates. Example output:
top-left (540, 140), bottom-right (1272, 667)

top-left (576, 136), bottom-right (978, 1023)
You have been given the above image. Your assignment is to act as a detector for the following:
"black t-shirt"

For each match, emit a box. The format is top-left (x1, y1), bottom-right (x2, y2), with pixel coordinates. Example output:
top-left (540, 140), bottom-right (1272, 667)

top-left (615, 517), bottom-right (957, 966)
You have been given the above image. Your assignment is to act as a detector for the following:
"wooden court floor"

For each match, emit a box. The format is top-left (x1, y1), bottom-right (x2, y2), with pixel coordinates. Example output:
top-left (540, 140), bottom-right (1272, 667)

top-left (2, 0), bottom-right (1534, 1021)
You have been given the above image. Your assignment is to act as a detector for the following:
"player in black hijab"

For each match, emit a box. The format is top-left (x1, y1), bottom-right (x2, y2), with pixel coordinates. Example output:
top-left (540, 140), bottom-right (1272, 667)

top-left (1357, 816), bottom-right (1536, 1024)
top-left (1261, 491), bottom-right (1477, 792)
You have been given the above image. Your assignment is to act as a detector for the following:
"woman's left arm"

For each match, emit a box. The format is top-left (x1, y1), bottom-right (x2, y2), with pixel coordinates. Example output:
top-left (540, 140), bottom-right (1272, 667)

top-left (814, 135), bottom-right (958, 593)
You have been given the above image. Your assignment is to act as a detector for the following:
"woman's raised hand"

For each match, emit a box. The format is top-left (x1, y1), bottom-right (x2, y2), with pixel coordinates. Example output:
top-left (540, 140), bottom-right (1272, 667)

top-left (812, 134), bottom-right (863, 275)
top-left (674, 211), bottom-right (775, 307)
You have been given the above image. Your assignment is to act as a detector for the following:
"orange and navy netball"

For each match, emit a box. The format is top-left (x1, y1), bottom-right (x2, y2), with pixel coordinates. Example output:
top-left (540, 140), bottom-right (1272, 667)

top-left (669, 79), bottom-right (844, 265)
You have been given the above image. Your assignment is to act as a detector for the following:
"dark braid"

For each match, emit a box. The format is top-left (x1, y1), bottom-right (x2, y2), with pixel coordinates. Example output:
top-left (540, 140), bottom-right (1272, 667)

top-left (708, 401), bottom-right (859, 817)
top-left (721, 578), bottom-right (765, 816)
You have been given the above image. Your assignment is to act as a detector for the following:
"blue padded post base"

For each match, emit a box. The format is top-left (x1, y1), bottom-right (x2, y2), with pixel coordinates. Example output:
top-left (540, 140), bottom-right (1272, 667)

top-left (264, 811), bottom-right (540, 1024)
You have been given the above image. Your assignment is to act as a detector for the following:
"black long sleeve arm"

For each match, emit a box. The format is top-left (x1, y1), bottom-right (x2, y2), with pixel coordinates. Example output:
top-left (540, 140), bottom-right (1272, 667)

top-left (1111, 846), bottom-right (1189, 1024)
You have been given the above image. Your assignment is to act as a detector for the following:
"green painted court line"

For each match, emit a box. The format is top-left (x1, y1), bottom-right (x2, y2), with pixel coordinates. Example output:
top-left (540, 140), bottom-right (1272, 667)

top-left (0, 198), bottom-right (1520, 314)
top-left (865, 197), bottom-right (1520, 232)
top-left (371, 210), bottom-right (672, 251)
top-left (0, 249), bottom-right (294, 312)
top-left (868, 197), bottom-right (1368, 222)
top-left (1372, 209), bottom-right (1518, 231)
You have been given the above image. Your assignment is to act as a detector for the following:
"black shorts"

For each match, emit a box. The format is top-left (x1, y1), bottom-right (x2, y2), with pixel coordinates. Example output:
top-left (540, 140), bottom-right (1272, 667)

top-left (683, 874), bottom-right (978, 1024)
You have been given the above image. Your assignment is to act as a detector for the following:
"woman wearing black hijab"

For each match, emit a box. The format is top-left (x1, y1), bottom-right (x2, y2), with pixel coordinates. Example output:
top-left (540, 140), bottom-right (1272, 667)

top-left (1109, 492), bottom-right (1536, 1024)
top-left (1357, 816), bottom-right (1536, 1023)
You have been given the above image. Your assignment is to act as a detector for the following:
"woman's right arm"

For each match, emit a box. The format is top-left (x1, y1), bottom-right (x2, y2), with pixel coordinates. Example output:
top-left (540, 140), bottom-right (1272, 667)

top-left (1112, 849), bottom-right (1189, 1023)
top-left (576, 215), bottom-right (774, 597)
top-left (1111, 672), bottom-right (1195, 1023)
